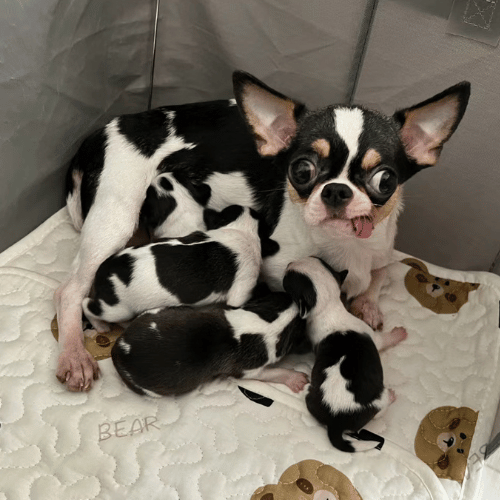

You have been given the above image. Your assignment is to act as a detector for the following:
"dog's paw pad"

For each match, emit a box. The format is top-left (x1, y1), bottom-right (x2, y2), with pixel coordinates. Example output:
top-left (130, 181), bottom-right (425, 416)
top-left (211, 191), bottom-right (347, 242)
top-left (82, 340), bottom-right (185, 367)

top-left (350, 296), bottom-right (384, 330)
top-left (285, 371), bottom-right (309, 393)
top-left (56, 348), bottom-right (100, 392)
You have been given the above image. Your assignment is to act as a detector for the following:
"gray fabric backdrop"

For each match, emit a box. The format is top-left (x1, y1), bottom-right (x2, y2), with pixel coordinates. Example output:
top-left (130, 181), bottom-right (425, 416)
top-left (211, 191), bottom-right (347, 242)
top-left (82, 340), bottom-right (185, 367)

top-left (2, 0), bottom-right (499, 275)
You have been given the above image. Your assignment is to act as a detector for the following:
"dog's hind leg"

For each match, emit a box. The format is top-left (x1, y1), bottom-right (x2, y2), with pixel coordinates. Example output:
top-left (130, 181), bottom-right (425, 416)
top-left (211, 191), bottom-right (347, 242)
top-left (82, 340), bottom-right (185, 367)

top-left (55, 120), bottom-right (162, 391)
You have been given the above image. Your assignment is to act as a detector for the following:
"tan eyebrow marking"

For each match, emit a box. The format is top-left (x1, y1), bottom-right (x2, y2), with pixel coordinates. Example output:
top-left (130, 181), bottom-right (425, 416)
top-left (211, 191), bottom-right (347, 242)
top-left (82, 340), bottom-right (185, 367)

top-left (362, 148), bottom-right (382, 170)
top-left (311, 138), bottom-right (330, 158)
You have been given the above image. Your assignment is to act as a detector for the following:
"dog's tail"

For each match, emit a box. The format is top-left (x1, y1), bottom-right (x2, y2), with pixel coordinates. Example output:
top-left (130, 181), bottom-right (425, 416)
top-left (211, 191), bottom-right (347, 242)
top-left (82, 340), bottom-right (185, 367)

top-left (327, 426), bottom-right (384, 453)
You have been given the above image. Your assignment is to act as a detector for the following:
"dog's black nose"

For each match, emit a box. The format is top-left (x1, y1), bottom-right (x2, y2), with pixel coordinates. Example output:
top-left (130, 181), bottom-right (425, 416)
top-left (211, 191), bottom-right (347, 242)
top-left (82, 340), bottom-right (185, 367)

top-left (321, 183), bottom-right (353, 208)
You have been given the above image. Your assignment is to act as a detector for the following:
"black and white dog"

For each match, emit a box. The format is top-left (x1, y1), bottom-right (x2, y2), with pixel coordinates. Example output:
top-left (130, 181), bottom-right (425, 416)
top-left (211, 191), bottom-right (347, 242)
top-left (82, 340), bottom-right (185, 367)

top-left (283, 256), bottom-right (407, 452)
top-left (111, 287), bottom-right (309, 396)
top-left (56, 70), bottom-right (470, 390)
top-left (82, 205), bottom-right (261, 331)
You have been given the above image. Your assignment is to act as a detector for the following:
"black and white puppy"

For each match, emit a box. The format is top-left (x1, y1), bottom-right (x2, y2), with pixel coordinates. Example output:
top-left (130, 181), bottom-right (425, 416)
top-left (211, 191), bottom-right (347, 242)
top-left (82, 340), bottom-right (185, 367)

top-left (140, 171), bottom-right (211, 239)
top-left (57, 71), bottom-right (469, 391)
top-left (82, 205), bottom-right (261, 331)
top-left (111, 287), bottom-right (309, 396)
top-left (283, 256), bottom-right (407, 453)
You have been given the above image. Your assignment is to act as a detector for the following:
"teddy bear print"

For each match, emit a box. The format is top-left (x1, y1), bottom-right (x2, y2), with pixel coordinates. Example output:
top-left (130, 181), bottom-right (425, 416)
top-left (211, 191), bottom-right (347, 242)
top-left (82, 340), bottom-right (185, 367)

top-left (402, 258), bottom-right (479, 314)
top-left (414, 406), bottom-right (478, 483)
top-left (251, 459), bottom-right (362, 500)
top-left (51, 314), bottom-right (123, 360)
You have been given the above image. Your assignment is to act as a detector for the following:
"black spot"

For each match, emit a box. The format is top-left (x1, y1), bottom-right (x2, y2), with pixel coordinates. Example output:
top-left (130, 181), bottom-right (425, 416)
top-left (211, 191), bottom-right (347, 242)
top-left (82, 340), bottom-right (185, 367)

top-left (139, 185), bottom-right (177, 231)
top-left (118, 110), bottom-right (168, 158)
top-left (204, 205), bottom-right (244, 230)
top-left (67, 128), bottom-right (107, 220)
top-left (282, 270), bottom-right (317, 318)
top-left (260, 238), bottom-right (280, 258)
top-left (92, 253), bottom-right (136, 306)
top-left (460, 433), bottom-right (467, 439)
top-left (243, 291), bottom-right (293, 322)
top-left (159, 177), bottom-right (174, 191)
top-left (86, 298), bottom-right (103, 316)
top-left (172, 171), bottom-right (212, 206)
top-left (237, 334), bottom-right (269, 370)
top-left (177, 231), bottom-right (208, 244)
top-left (151, 241), bottom-right (238, 303)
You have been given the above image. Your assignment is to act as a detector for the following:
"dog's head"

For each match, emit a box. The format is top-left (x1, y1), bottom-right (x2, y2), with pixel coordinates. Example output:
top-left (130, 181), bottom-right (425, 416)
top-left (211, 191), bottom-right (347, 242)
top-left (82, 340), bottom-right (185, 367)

top-left (283, 256), bottom-right (348, 318)
top-left (233, 71), bottom-right (470, 239)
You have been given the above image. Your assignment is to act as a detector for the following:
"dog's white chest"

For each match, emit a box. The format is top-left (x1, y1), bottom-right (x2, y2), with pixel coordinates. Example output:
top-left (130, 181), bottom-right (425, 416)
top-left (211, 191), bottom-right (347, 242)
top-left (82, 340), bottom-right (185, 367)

top-left (261, 198), bottom-right (316, 290)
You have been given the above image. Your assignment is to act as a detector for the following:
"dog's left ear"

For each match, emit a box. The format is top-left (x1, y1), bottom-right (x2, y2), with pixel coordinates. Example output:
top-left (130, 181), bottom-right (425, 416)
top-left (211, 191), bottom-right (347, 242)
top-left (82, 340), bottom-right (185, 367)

top-left (233, 70), bottom-right (306, 156)
top-left (283, 270), bottom-right (317, 319)
top-left (394, 82), bottom-right (470, 168)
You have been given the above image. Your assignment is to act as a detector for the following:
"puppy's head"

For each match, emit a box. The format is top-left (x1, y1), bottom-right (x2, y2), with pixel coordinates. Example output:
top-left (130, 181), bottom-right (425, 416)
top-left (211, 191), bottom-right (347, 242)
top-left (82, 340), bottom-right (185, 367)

top-left (233, 71), bottom-right (470, 239)
top-left (204, 205), bottom-right (259, 234)
top-left (282, 256), bottom-right (348, 318)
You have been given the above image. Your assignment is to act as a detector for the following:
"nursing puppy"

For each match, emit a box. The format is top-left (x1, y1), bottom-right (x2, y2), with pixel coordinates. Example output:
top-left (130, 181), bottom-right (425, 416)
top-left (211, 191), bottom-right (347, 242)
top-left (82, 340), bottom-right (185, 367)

top-left (283, 257), bottom-right (407, 452)
top-left (82, 205), bottom-right (261, 331)
top-left (140, 171), bottom-right (211, 239)
top-left (58, 71), bottom-right (470, 391)
top-left (111, 287), bottom-right (309, 396)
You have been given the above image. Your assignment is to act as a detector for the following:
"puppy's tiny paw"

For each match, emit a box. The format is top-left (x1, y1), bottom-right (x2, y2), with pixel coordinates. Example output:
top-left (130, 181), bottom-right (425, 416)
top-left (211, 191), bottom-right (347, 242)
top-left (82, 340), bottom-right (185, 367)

top-left (390, 326), bottom-right (408, 343)
top-left (350, 296), bottom-right (383, 330)
top-left (285, 371), bottom-right (309, 393)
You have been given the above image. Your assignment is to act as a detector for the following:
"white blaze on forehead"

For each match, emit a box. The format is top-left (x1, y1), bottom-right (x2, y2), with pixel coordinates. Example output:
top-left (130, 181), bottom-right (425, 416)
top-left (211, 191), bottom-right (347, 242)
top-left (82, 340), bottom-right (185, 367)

top-left (333, 108), bottom-right (364, 178)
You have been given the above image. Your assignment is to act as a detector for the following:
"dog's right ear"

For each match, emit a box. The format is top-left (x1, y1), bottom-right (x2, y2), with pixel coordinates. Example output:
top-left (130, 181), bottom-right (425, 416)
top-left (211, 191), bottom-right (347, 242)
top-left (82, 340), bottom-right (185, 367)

top-left (233, 70), bottom-right (306, 156)
top-left (282, 270), bottom-right (317, 319)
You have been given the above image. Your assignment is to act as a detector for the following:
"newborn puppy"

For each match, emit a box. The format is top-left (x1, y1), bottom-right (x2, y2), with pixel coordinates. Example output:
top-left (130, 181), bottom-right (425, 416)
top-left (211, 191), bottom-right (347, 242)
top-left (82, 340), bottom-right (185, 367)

top-left (139, 171), bottom-right (211, 239)
top-left (283, 256), bottom-right (406, 452)
top-left (83, 205), bottom-right (261, 331)
top-left (111, 287), bottom-right (309, 396)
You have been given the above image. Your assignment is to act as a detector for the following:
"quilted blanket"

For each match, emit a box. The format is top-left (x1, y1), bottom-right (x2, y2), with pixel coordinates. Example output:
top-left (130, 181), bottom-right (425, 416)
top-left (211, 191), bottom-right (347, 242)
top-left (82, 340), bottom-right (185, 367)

top-left (1, 208), bottom-right (500, 500)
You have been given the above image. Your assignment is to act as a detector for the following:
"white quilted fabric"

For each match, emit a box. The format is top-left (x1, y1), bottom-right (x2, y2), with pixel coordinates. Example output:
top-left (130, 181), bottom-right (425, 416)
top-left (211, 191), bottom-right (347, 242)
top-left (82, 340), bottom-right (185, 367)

top-left (1, 208), bottom-right (500, 500)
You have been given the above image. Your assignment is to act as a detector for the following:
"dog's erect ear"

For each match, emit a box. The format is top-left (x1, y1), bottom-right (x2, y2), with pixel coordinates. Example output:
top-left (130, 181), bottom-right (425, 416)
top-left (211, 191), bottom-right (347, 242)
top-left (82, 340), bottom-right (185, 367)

top-left (282, 270), bottom-right (317, 319)
top-left (393, 82), bottom-right (470, 168)
top-left (233, 70), bottom-right (306, 157)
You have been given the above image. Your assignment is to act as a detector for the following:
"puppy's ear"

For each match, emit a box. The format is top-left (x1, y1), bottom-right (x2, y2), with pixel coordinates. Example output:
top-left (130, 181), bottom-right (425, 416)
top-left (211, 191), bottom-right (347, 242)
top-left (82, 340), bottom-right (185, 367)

top-left (338, 269), bottom-right (348, 286)
top-left (233, 70), bottom-right (306, 156)
top-left (282, 270), bottom-right (317, 319)
top-left (394, 82), bottom-right (470, 168)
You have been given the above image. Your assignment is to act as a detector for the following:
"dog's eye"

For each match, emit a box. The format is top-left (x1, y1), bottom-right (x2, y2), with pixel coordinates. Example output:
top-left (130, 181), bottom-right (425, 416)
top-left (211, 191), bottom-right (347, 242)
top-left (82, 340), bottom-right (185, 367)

top-left (368, 168), bottom-right (397, 196)
top-left (289, 159), bottom-right (317, 187)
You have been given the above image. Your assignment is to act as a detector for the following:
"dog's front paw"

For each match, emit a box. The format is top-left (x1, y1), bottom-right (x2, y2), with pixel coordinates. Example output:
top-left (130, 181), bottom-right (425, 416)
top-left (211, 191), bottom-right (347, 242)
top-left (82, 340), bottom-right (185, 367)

top-left (56, 346), bottom-right (100, 392)
top-left (284, 371), bottom-right (309, 393)
top-left (350, 296), bottom-right (383, 330)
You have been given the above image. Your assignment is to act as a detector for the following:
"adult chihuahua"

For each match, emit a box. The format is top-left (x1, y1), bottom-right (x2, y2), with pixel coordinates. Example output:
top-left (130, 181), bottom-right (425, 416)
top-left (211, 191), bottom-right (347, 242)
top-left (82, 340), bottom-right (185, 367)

top-left (56, 71), bottom-right (469, 390)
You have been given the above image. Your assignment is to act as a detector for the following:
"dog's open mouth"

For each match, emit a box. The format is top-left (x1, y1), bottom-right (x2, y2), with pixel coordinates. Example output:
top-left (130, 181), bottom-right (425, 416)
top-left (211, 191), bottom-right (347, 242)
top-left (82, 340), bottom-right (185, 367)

top-left (351, 215), bottom-right (374, 239)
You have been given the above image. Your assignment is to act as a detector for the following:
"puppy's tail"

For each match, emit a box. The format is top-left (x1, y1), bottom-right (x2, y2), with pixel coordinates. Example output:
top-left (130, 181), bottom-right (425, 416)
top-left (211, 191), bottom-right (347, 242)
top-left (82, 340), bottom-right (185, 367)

top-left (327, 427), bottom-right (384, 453)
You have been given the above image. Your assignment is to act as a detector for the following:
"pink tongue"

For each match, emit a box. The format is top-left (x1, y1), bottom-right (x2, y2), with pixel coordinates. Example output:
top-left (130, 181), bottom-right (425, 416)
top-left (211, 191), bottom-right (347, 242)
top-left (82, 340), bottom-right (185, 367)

top-left (352, 216), bottom-right (374, 239)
